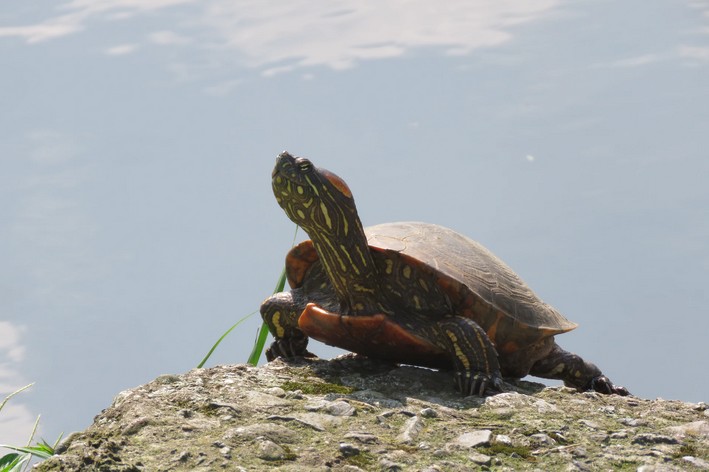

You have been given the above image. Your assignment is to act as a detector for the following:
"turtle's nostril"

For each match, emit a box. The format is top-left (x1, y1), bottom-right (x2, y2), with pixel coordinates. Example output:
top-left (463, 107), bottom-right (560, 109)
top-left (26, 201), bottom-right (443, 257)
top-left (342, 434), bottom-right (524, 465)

top-left (273, 151), bottom-right (298, 178)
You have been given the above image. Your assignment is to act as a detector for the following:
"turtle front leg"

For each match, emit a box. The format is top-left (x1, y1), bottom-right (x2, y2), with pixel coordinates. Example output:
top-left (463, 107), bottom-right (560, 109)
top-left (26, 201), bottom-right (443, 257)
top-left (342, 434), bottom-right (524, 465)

top-left (437, 317), bottom-right (504, 396)
top-left (260, 290), bottom-right (314, 361)
top-left (530, 341), bottom-right (629, 396)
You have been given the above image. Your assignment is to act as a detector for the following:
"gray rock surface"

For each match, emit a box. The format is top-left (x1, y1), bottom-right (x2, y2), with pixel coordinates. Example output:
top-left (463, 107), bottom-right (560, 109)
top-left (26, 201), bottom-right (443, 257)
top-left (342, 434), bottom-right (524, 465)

top-left (37, 356), bottom-right (709, 471)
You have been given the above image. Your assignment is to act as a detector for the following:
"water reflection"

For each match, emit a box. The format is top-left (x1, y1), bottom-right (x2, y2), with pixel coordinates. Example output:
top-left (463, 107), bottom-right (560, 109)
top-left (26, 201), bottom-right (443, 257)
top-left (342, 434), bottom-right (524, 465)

top-left (2, 1), bottom-right (560, 73)
top-left (0, 0), bottom-right (707, 454)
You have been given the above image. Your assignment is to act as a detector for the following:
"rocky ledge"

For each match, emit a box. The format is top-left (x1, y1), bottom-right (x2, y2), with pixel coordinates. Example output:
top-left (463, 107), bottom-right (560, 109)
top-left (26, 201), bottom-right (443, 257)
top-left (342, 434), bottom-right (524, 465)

top-left (38, 356), bottom-right (708, 471)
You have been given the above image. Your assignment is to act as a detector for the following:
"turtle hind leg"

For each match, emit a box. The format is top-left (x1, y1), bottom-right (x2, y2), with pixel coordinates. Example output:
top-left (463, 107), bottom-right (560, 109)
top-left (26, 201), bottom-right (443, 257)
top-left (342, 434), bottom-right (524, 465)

top-left (529, 341), bottom-right (629, 396)
top-left (260, 290), bottom-right (315, 360)
top-left (437, 317), bottom-right (504, 396)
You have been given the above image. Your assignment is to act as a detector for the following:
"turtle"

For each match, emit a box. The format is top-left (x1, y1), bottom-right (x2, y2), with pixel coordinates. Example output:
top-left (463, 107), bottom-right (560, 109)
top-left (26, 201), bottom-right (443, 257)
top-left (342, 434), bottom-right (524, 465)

top-left (260, 151), bottom-right (629, 396)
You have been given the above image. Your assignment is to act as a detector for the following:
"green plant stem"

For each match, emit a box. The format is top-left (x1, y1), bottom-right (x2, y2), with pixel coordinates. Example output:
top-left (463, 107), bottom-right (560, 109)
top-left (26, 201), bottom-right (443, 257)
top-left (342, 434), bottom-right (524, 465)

top-left (198, 224), bottom-right (299, 368)
top-left (0, 384), bottom-right (34, 413)
top-left (247, 267), bottom-right (287, 366)
top-left (197, 311), bottom-right (258, 368)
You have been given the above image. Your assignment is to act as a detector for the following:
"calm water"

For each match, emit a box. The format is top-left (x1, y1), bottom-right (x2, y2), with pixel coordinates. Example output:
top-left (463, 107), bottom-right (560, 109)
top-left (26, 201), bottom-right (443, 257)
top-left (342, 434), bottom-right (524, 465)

top-left (1, 0), bottom-right (708, 447)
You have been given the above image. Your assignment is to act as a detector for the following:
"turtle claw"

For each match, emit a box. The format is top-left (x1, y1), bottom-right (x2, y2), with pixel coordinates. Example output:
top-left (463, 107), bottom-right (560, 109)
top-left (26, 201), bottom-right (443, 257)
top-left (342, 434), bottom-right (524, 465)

top-left (455, 371), bottom-right (504, 397)
top-left (590, 376), bottom-right (630, 396)
top-left (265, 332), bottom-right (312, 362)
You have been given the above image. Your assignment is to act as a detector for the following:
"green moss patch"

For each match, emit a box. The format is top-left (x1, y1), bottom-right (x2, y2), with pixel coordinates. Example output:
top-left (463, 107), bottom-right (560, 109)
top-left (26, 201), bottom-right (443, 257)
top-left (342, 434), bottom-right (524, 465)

top-left (280, 380), bottom-right (355, 395)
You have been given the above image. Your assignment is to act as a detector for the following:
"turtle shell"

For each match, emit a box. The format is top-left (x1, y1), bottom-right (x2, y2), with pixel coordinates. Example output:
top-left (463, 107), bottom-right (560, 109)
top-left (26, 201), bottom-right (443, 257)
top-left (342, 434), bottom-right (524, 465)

top-left (285, 221), bottom-right (577, 355)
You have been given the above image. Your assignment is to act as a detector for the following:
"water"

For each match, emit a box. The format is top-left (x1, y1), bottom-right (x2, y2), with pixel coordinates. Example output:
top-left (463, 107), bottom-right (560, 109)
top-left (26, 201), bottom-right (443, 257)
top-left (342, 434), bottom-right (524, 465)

top-left (1, 0), bottom-right (707, 448)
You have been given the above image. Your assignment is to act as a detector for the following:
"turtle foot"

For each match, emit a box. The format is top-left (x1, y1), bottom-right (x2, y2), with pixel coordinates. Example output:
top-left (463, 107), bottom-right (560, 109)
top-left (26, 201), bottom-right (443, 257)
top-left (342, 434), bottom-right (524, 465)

top-left (265, 332), bottom-right (314, 362)
top-left (455, 371), bottom-right (504, 397)
top-left (590, 376), bottom-right (630, 396)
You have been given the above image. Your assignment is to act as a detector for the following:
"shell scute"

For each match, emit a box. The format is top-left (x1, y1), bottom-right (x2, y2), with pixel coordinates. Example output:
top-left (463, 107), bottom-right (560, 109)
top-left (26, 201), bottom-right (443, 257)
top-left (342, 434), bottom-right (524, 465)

top-left (366, 222), bottom-right (577, 339)
top-left (286, 221), bottom-right (577, 352)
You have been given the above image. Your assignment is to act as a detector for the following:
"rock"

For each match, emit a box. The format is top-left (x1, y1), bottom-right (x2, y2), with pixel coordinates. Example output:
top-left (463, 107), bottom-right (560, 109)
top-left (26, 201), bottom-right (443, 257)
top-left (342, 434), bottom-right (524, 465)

top-left (264, 386), bottom-right (286, 397)
top-left (225, 423), bottom-right (298, 443)
top-left (572, 446), bottom-right (588, 458)
top-left (452, 430), bottom-right (492, 448)
top-left (397, 415), bottom-right (424, 444)
top-left (338, 442), bottom-right (360, 457)
top-left (682, 455), bottom-right (709, 470)
top-left (348, 389), bottom-right (403, 409)
top-left (578, 419), bottom-right (600, 429)
top-left (637, 466), bottom-right (685, 472)
top-left (34, 357), bottom-right (709, 471)
top-left (216, 444), bottom-right (231, 458)
top-left (619, 417), bottom-right (646, 427)
top-left (267, 414), bottom-right (325, 431)
top-left (324, 400), bottom-right (356, 416)
top-left (343, 431), bottom-right (379, 443)
top-left (256, 438), bottom-right (286, 461)
top-left (483, 391), bottom-right (559, 414)
top-left (268, 411), bottom-right (345, 431)
top-left (379, 458), bottom-right (403, 471)
top-left (529, 433), bottom-right (556, 446)
top-left (305, 399), bottom-right (356, 416)
top-left (632, 433), bottom-right (679, 445)
top-left (121, 416), bottom-right (150, 435)
top-left (570, 459), bottom-right (592, 471)
top-left (666, 420), bottom-right (709, 438)
top-left (469, 451), bottom-right (492, 465)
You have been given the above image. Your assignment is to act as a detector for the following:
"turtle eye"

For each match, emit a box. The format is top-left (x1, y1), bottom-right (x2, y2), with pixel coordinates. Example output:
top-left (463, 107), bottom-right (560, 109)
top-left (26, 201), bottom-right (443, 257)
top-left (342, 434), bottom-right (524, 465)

top-left (297, 159), bottom-right (313, 172)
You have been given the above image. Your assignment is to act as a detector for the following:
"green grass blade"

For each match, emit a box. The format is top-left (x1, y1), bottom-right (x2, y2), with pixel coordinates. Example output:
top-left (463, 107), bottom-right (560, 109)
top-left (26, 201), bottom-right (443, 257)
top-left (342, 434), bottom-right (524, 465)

top-left (196, 311), bottom-right (258, 368)
top-left (0, 452), bottom-right (28, 472)
top-left (0, 453), bottom-right (21, 468)
top-left (25, 416), bottom-right (39, 448)
top-left (198, 224), bottom-right (299, 368)
top-left (246, 322), bottom-right (271, 367)
top-left (1, 384), bottom-right (36, 472)
top-left (247, 267), bottom-right (287, 366)
top-left (0, 384), bottom-right (34, 413)
top-left (49, 434), bottom-right (63, 452)
top-left (0, 384), bottom-right (59, 471)
top-left (0, 446), bottom-right (51, 461)
top-left (245, 224), bottom-right (300, 366)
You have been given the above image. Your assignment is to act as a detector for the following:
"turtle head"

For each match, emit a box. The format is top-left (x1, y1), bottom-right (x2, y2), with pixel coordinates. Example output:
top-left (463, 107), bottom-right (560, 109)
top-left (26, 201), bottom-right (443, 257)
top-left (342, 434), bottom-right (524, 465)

top-left (271, 151), bottom-right (381, 314)
top-left (272, 151), bottom-right (357, 236)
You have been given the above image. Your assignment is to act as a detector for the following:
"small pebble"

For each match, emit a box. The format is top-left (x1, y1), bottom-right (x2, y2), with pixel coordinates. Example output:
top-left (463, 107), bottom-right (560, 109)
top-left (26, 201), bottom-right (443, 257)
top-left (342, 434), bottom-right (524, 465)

top-left (264, 387), bottom-right (286, 397)
top-left (452, 430), bottom-right (492, 448)
top-left (379, 458), bottom-right (403, 471)
top-left (397, 416), bottom-right (424, 444)
top-left (578, 419), bottom-right (600, 429)
top-left (632, 433), bottom-right (678, 445)
top-left (682, 456), bottom-right (709, 469)
top-left (339, 442), bottom-right (360, 457)
top-left (529, 433), bottom-right (556, 446)
top-left (257, 439), bottom-right (286, 461)
top-left (469, 451), bottom-right (492, 466)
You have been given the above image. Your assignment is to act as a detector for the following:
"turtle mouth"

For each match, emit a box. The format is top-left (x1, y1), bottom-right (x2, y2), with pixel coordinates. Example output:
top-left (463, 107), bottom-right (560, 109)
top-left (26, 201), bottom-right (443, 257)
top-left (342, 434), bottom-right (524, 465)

top-left (272, 151), bottom-right (300, 182)
top-left (272, 151), bottom-right (291, 177)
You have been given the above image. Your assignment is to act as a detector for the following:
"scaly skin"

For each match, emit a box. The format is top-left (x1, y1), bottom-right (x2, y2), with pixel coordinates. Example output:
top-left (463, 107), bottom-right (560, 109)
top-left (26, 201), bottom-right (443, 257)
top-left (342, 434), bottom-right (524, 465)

top-left (261, 152), bottom-right (629, 397)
